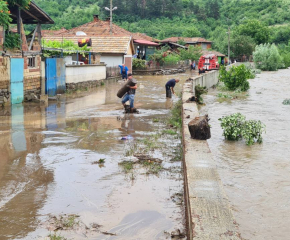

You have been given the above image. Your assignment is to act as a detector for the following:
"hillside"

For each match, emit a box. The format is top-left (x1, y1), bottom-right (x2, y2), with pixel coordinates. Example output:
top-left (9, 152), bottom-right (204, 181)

top-left (34, 0), bottom-right (290, 54)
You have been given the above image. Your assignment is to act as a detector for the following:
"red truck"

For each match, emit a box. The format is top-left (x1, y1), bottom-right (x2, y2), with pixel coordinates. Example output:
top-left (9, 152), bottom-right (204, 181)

top-left (198, 54), bottom-right (219, 71)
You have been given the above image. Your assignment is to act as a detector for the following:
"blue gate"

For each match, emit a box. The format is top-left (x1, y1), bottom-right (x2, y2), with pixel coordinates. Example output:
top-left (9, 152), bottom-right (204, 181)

top-left (10, 58), bottom-right (24, 104)
top-left (45, 58), bottom-right (66, 97)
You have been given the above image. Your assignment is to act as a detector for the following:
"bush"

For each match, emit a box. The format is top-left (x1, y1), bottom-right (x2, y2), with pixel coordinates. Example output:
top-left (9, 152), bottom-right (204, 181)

top-left (282, 99), bottom-right (290, 105)
top-left (219, 113), bottom-right (265, 145)
top-left (253, 43), bottom-right (284, 71)
top-left (218, 64), bottom-right (251, 91)
top-left (132, 58), bottom-right (146, 70)
top-left (164, 53), bottom-right (181, 64)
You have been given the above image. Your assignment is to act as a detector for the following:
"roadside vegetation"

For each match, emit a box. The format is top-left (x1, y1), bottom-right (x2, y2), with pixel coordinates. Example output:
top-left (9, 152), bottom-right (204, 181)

top-left (219, 113), bottom-right (266, 146)
top-left (282, 99), bottom-right (290, 105)
top-left (119, 97), bottom-right (183, 176)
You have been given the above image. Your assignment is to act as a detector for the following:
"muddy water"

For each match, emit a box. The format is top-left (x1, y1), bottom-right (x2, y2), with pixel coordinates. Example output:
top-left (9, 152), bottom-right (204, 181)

top-left (0, 72), bottom-right (194, 240)
top-left (200, 69), bottom-right (290, 240)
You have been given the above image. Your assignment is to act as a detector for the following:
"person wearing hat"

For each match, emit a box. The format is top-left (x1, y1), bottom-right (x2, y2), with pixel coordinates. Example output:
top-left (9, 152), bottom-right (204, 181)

top-left (122, 73), bottom-right (137, 112)
top-left (165, 78), bottom-right (180, 98)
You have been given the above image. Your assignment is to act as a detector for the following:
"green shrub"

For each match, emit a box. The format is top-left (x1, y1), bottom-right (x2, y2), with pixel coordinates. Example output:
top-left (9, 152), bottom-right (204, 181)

top-left (282, 99), bottom-right (290, 105)
top-left (253, 43), bottom-right (284, 71)
top-left (219, 113), bottom-right (265, 145)
top-left (132, 58), bottom-right (146, 70)
top-left (218, 64), bottom-right (251, 91)
top-left (164, 53), bottom-right (181, 64)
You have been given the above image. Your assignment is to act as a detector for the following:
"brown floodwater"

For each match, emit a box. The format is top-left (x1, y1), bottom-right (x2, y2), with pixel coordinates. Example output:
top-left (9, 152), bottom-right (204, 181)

top-left (199, 69), bottom-right (290, 240)
top-left (0, 71), bottom-right (194, 240)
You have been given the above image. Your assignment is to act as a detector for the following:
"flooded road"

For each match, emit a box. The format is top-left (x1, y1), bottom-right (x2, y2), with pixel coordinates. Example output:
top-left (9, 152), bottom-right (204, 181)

top-left (200, 69), bottom-right (290, 240)
top-left (0, 72), bottom-right (193, 240)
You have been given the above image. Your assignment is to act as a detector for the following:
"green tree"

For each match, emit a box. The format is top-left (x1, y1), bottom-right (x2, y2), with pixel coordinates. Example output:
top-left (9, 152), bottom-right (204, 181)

top-left (179, 45), bottom-right (202, 61)
top-left (253, 43), bottom-right (284, 71)
top-left (219, 64), bottom-right (251, 91)
top-left (182, 27), bottom-right (201, 37)
top-left (235, 19), bottom-right (270, 44)
top-left (231, 35), bottom-right (256, 58)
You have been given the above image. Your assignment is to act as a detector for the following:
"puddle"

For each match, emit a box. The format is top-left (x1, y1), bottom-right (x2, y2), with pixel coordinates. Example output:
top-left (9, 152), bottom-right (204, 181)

top-left (0, 72), bottom-right (194, 240)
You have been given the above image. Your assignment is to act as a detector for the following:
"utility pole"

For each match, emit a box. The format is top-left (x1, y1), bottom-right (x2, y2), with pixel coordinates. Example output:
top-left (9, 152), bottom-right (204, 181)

top-left (227, 26), bottom-right (230, 64)
top-left (226, 18), bottom-right (231, 64)
top-left (105, 0), bottom-right (117, 35)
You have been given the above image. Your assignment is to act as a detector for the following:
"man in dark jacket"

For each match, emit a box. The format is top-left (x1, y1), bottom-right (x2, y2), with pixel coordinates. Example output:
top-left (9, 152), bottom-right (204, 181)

top-left (165, 79), bottom-right (180, 98)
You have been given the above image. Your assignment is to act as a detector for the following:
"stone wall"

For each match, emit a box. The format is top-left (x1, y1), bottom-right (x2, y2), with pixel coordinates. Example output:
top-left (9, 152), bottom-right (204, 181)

top-left (0, 56), bottom-right (10, 105)
top-left (66, 79), bottom-right (104, 91)
top-left (23, 55), bottom-right (41, 101)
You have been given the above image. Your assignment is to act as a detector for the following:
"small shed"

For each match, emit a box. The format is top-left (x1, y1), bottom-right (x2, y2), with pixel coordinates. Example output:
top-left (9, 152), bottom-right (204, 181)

top-left (0, 1), bottom-right (54, 104)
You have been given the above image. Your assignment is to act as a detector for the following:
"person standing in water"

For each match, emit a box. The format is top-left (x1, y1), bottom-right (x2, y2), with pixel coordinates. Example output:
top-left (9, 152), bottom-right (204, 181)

top-left (165, 79), bottom-right (180, 98)
top-left (122, 73), bottom-right (137, 112)
top-left (119, 64), bottom-right (129, 81)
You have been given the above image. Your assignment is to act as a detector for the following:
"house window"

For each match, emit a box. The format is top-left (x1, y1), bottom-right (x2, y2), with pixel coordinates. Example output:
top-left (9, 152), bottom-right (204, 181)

top-left (201, 43), bottom-right (208, 50)
top-left (27, 56), bottom-right (36, 68)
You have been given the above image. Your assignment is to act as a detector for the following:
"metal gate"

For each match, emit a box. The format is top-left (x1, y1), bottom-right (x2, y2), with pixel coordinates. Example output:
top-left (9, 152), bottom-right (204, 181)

top-left (45, 58), bottom-right (66, 97)
top-left (10, 58), bottom-right (24, 104)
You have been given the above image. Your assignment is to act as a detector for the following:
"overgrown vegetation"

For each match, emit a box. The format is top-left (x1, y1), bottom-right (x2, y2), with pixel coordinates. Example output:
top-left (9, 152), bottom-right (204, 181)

top-left (253, 43), bottom-right (284, 71)
top-left (282, 99), bottom-right (290, 105)
top-left (219, 64), bottom-right (253, 91)
top-left (219, 113), bottom-right (265, 145)
top-left (48, 233), bottom-right (67, 240)
top-left (167, 98), bottom-right (182, 130)
top-left (132, 58), bottom-right (146, 70)
top-left (42, 39), bottom-right (90, 57)
top-left (195, 85), bottom-right (208, 104)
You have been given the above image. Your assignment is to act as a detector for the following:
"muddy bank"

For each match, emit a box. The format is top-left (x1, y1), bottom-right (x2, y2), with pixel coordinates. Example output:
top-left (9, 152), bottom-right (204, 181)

top-left (0, 71), bottom-right (196, 239)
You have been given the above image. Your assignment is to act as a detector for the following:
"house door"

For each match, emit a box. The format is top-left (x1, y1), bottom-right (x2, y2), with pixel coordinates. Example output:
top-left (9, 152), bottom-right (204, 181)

top-left (10, 58), bottom-right (24, 104)
top-left (124, 55), bottom-right (132, 73)
top-left (45, 58), bottom-right (66, 97)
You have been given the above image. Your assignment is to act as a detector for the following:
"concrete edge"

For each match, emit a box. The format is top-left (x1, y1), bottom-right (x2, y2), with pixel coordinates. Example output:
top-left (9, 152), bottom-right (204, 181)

top-left (182, 81), bottom-right (242, 240)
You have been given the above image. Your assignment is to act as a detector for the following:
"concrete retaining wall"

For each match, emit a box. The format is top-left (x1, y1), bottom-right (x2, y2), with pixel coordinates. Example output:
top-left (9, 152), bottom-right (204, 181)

top-left (192, 70), bottom-right (219, 89)
top-left (66, 64), bottom-right (106, 84)
top-left (182, 72), bottom-right (242, 239)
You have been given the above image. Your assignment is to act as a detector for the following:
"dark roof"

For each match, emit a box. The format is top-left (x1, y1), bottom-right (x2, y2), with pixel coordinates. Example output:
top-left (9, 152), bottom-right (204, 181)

top-left (161, 37), bottom-right (212, 44)
top-left (9, 1), bottom-right (54, 24)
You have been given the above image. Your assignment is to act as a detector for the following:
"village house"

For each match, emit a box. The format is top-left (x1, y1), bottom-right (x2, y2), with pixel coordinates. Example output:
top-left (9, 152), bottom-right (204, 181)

top-left (0, 1), bottom-right (54, 105)
top-left (42, 15), bottom-right (160, 69)
top-left (160, 37), bottom-right (212, 50)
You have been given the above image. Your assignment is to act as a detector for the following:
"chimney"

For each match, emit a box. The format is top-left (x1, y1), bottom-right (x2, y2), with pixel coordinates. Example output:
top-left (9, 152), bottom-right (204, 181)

top-left (93, 15), bottom-right (99, 22)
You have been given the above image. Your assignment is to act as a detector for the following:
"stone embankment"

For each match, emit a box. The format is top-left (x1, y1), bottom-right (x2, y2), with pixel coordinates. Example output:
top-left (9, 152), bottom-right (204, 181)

top-left (182, 70), bottom-right (242, 239)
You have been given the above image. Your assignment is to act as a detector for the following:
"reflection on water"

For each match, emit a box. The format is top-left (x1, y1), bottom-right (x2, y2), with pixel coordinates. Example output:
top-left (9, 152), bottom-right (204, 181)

top-left (11, 104), bottom-right (26, 152)
top-left (0, 72), bottom-right (194, 240)
top-left (200, 69), bottom-right (290, 240)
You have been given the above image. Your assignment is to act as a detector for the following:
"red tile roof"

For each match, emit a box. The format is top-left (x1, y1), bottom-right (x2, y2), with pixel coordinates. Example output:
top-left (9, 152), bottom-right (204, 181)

top-left (41, 18), bottom-right (159, 43)
top-left (134, 39), bottom-right (159, 46)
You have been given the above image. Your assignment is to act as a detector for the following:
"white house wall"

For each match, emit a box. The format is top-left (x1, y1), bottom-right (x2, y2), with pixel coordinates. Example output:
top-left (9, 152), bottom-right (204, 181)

top-left (100, 55), bottom-right (123, 67)
top-left (66, 65), bottom-right (106, 84)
